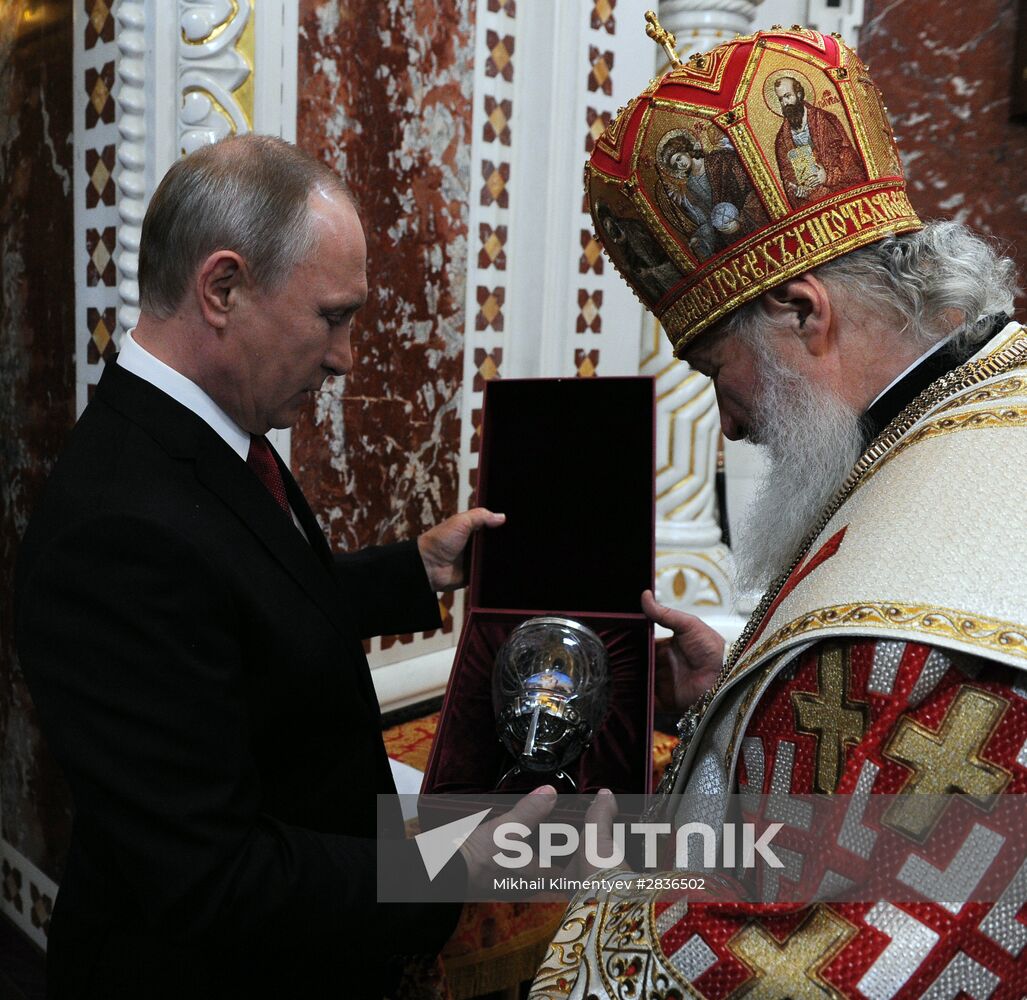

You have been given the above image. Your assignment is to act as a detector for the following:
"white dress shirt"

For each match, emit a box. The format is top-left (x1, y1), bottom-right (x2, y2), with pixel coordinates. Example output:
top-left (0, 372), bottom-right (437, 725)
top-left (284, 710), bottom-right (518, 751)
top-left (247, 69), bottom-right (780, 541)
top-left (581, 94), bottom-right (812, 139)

top-left (117, 331), bottom-right (308, 536)
top-left (117, 329), bottom-right (251, 460)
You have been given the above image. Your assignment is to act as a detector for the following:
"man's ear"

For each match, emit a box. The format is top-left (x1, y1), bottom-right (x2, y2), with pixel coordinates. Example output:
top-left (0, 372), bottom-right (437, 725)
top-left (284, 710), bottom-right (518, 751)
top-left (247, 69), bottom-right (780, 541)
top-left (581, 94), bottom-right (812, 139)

top-left (195, 251), bottom-right (246, 330)
top-left (759, 273), bottom-right (834, 358)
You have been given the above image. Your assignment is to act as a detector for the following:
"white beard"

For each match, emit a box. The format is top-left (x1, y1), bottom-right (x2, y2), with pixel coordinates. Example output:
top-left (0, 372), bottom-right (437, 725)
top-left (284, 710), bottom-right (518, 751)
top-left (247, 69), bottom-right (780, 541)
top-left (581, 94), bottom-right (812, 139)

top-left (733, 341), bottom-right (865, 594)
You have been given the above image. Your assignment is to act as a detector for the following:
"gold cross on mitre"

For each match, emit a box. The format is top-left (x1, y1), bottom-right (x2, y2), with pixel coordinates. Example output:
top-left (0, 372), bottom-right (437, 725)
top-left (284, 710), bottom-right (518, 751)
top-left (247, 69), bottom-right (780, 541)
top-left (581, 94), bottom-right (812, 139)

top-left (792, 645), bottom-right (868, 794)
top-left (644, 10), bottom-right (682, 67)
top-left (728, 909), bottom-right (856, 998)
top-left (883, 686), bottom-right (1011, 841)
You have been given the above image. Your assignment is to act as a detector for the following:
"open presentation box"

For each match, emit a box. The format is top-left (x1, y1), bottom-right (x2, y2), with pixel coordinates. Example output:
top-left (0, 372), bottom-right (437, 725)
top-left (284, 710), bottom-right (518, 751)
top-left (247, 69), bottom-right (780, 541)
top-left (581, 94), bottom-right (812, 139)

top-left (422, 377), bottom-right (656, 796)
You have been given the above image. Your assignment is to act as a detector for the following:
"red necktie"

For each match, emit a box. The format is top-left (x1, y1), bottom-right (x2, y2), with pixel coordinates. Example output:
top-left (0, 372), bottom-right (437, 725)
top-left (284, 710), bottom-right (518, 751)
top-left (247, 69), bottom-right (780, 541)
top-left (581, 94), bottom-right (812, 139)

top-left (247, 436), bottom-right (291, 517)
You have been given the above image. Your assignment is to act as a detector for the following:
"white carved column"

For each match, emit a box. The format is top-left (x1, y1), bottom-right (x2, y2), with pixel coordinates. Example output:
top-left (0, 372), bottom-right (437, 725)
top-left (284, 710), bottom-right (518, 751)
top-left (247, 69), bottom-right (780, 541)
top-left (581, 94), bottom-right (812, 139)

top-left (642, 1), bottom-right (764, 635)
top-left (658, 0), bottom-right (763, 50)
top-left (642, 314), bottom-right (741, 633)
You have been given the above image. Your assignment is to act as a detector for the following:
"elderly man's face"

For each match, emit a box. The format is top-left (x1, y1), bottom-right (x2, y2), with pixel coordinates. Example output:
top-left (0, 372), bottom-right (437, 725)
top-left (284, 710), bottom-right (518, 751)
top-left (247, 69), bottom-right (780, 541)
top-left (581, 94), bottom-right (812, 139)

top-left (232, 190), bottom-right (367, 433)
top-left (684, 305), bottom-right (864, 590)
top-left (680, 325), bottom-right (764, 442)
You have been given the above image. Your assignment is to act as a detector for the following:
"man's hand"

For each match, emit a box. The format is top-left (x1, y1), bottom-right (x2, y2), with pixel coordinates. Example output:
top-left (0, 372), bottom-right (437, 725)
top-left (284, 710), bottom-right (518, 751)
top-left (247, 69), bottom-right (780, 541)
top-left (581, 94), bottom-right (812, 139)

top-left (458, 784), bottom-right (558, 888)
top-left (417, 508), bottom-right (506, 591)
top-left (642, 590), bottom-right (725, 714)
top-left (563, 789), bottom-right (619, 881)
top-left (458, 785), bottom-right (620, 892)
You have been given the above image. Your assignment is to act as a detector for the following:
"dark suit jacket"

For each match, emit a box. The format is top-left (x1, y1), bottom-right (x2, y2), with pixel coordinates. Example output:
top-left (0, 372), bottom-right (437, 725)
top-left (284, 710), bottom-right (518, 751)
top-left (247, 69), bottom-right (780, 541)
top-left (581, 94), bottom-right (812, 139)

top-left (14, 361), bottom-right (461, 999)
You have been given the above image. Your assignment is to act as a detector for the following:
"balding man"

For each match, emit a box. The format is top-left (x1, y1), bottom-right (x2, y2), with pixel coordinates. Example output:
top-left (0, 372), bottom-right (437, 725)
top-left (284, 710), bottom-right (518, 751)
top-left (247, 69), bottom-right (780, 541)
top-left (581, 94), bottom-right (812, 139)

top-left (15, 135), bottom-right (500, 999)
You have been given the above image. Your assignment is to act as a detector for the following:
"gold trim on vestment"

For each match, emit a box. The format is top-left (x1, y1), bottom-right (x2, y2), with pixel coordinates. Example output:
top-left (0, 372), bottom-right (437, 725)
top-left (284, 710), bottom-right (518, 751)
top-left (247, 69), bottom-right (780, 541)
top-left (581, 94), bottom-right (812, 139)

top-left (931, 376), bottom-right (1027, 415)
top-left (655, 328), bottom-right (1027, 800)
top-left (742, 602), bottom-right (1027, 668)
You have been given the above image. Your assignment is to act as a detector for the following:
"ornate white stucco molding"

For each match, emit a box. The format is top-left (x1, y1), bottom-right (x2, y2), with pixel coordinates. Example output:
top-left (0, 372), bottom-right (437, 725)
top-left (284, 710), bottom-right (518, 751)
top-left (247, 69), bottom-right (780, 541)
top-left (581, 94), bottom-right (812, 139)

top-left (641, 316), bottom-right (739, 631)
top-left (658, 0), bottom-right (764, 49)
top-left (112, 0), bottom-right (295, 339)
top-left (113, 0), bottom-right (149, 337)
top-left (179, 0), bottom-right (254, 153)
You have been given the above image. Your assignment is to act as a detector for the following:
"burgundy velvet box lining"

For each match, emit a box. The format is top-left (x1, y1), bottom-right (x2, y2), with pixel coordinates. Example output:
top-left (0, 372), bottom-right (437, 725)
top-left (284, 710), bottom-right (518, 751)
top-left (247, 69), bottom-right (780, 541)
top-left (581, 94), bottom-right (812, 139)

top-left (425, 611), bottom-right (650, 795)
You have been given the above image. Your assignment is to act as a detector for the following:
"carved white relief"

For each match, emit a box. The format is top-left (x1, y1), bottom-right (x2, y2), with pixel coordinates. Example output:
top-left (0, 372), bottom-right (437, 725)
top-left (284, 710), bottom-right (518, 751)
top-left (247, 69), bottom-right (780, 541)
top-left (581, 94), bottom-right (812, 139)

top-left (641, 321), bottom-right (735, 614)
top-left (658, 0), bottom-right (764, 49)
top-left (178, 0), bottom-right (252, 154)
top-left (113, 0), bottom-right (148, 336)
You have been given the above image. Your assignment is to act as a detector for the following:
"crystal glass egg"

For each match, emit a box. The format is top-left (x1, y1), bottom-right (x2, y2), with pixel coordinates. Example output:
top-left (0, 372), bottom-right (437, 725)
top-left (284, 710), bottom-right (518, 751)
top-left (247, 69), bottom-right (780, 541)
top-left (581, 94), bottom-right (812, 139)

top-left (492, 617), bottom-right (609, 781)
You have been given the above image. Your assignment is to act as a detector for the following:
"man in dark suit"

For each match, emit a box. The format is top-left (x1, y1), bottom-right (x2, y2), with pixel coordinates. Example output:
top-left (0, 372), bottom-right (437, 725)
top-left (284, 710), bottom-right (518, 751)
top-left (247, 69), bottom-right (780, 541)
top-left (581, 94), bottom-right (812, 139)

top-left (14, 135), bottom-right (518, 998)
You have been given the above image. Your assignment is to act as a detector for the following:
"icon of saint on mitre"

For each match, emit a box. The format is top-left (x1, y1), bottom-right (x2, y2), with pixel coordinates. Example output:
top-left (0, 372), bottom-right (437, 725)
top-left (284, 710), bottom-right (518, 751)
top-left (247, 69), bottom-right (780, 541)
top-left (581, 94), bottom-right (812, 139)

top-left (654, 127), bottom-right (769, 261)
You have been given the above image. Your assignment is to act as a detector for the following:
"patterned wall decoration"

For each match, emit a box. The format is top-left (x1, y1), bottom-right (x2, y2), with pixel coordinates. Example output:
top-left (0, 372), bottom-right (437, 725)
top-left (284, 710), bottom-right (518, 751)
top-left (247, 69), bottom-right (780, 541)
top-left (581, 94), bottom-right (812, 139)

top-left (457, 0), bottom-right (517, 512)
top-left (574, 0), bottom-right (620, 379)
top-left (179, 0), bottom-right (256, 152)
top-left (455, 0), bottom-right (653, 514)
top-left (0, 0), bottom-right (76, 952)
top-left (76, 0), bottom-right (120, 412)
top-left (295, 0), bottom-right (475, 669)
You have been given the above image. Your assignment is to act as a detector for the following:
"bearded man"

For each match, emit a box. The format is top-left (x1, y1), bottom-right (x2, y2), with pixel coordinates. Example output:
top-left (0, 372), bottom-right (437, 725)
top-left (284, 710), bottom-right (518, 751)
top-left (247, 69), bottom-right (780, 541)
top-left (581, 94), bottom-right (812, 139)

top-left (533, 21), bottom-right (1027, 998)
top-left (774, 75), bottom-right (867, 207)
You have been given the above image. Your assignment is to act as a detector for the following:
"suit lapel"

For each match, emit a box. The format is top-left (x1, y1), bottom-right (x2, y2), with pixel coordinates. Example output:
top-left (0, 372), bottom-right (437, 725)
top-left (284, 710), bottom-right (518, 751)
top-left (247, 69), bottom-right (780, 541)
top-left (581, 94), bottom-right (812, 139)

top-left (193, 438), bottom-right (356, 640)
top-left (97, 361), bottom-right (354, 641)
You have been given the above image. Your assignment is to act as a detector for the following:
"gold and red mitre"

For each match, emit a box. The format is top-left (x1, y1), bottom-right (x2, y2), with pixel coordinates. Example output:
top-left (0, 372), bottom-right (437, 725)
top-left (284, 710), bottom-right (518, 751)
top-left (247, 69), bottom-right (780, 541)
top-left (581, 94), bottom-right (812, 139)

top-left (586, 14), bottom-right (922, 355)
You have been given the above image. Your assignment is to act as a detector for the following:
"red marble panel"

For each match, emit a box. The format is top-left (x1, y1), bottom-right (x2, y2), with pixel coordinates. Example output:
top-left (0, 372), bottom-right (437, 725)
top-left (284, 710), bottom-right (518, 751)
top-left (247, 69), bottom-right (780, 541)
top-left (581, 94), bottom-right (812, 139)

top-left (294, 1), bottom-right (474, 551)
top-left (860, 0), bottom-right (1027, 301)
top-left (0, 0), bottom-right (76, 879)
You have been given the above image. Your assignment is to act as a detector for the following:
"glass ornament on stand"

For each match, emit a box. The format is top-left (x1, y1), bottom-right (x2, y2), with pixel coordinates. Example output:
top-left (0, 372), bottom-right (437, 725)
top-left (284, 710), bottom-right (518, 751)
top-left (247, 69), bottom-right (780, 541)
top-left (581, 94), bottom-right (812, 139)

top-left (492, 617), bottom-right (610, 792)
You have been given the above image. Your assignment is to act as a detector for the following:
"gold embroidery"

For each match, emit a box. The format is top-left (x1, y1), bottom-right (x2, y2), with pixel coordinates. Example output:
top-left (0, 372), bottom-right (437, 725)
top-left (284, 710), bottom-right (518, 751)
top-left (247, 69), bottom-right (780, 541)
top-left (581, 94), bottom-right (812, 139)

top-left (650, 96), bottom-right (729, 117)
top-left (528, 894), bottom-right (600, 998)
top-left (657, 334), bottom-right (1027, 801)
top-left (725, 656), bottom-right (783, 777)
top-left (931, 376), bottom-right (1027, 415)
top-left (660, 185), bottom-right (920, 350)
top-left (723, 333), bottom-right (1027, 673)
top-left (732, 41), bottom-right (764, 106)
top-left (742, 602), bottom-right (1027, 669)
top-left (596, 97), bottom-right (641, 162)
top-left (727, 908), bottom-right (855, 998)
top-left (597, 894), bottom-right (671, 999)
top-left (792, 645), bottom-right (868, 794)
top-left (661, 47), bottom-right (732, 92)
top-left (883, 687), bottom-right (1010, 840)
top-left (719, 117), bottom-right (790, 220)
top-left (881, 406), bottom-right (1027, 467)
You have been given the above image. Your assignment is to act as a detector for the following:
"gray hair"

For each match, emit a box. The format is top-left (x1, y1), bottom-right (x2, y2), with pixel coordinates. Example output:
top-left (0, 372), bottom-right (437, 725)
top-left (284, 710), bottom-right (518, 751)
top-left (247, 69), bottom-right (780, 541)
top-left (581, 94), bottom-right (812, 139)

top-left (139, 134), bottom-right (349, 319)
top-left (721, 220), bottom-right (1018, 351)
